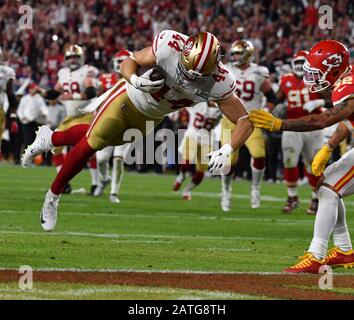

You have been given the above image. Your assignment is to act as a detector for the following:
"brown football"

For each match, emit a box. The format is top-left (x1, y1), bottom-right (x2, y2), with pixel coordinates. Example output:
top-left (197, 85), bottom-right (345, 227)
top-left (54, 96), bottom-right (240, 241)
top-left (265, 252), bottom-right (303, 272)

top-left (137, 65), bottom-right (165, 81)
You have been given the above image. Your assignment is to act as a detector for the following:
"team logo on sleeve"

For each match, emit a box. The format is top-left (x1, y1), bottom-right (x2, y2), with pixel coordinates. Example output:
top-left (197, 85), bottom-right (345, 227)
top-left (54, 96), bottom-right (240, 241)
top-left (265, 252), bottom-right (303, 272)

top-left (183, 38), bottom-right (195, 56)
top-left (322, 53), bottom-right (342, 67)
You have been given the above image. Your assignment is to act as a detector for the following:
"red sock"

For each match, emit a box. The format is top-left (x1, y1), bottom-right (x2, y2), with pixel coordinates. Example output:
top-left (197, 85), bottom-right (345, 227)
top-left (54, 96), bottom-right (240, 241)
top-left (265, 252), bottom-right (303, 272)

top-left (89, 156), bottom-right (97, 169)
top-left (180, 160), bottom-right (190, 173)
top-left (284, 167), bottom-right (299, 183)
top-left (52, 124), bottom-right (90, 147)
top-left (192, 171), bottom-right (204, 185)
top-left (304, 169), bottom-right (319, 189)
top-left (51, 138), bottom-right (96, 195)
top-left (52, 154), bottom-right (65, 167)
top-left (252, 157), bottom-right (265, 170)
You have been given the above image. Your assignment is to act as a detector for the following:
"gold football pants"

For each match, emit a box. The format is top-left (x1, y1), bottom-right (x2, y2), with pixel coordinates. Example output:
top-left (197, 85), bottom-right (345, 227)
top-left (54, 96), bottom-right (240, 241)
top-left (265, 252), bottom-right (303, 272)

top-left (221, 115), bottom-right (266, 165)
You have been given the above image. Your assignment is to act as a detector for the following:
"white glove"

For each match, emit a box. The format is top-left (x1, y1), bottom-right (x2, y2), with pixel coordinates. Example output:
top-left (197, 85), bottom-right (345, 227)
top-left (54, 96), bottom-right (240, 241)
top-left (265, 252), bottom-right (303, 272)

top-left (208, 144), bottom-right (233, 174)
top-left (303, 99), bottom-right (325, 113)
top-left (130, 69), bottom-right (164, 93)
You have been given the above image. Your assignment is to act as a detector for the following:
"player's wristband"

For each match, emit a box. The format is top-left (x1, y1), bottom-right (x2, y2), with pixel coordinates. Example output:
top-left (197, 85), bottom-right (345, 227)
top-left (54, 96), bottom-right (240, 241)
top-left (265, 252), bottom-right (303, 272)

top-left (324, 142), bottom-right (335, 151)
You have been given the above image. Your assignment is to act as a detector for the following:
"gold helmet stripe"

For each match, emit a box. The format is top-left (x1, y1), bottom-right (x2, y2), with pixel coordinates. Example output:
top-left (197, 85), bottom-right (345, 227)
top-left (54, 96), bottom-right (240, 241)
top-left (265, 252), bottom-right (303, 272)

top-left (196, 32), bottom-right (214, 72)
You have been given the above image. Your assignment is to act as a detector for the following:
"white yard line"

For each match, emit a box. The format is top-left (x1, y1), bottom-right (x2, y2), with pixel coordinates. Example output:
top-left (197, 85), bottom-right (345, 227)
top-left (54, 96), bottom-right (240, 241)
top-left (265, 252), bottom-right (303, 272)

top-left (0, 229), bottom-right (311, 242)
top-left (0, 266), bottom-right (352, 276)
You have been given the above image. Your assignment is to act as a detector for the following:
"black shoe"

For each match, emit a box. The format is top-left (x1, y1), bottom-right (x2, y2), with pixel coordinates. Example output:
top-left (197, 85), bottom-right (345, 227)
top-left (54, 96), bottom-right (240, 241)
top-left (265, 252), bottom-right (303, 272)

top-left (307, 198), bottom-right (319, 215)
top-left (89, 185), bottom-right (97, 196)
top-left (62, 183), bottom-right (72, 194)
top-left (282, 196), bottom-right (300, 213)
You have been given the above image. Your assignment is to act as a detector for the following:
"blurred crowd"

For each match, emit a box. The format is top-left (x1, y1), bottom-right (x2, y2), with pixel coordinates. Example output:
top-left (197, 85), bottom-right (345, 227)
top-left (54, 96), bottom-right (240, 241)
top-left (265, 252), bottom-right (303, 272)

top-left (0, 0), bottom-right (353, 179)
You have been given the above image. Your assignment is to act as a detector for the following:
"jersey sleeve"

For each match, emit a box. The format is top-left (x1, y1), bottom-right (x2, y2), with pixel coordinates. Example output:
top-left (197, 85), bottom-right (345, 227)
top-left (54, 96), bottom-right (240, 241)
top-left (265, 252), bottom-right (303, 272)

top-left (209, 64), bottom-right (236, 101)
top-left (332, 75), bottom-right (354, 106)
top-left (152, 30), bottom-right (187, 62)
top-left (257, 66), bottom-right (270, 79)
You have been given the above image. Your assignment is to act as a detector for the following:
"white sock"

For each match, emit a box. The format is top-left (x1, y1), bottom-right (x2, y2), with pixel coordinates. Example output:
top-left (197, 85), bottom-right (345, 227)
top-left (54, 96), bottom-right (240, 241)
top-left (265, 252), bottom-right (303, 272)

top-left (333, 198), bottom-right (353, 252)
top-left (183, 182), bottom-right (196, 193)
top-left (89, 168), bottom-right (98, 186)
top-left (312, 191), bottom-right (318, 200)
top-left (221, 175), bottom-right (233, 193)
top-left (111, 157), bottom-right (124, 195)
top-left (287, 186), bottom-right (298, 197)
top-left (308, 186), bottom-right (339, 260)
top-left (98, 160), bottom-right (109, 182)
top-left (176, 171), bottom-right (186, 184)
top-left (251, 163), bottom-right (264, 189)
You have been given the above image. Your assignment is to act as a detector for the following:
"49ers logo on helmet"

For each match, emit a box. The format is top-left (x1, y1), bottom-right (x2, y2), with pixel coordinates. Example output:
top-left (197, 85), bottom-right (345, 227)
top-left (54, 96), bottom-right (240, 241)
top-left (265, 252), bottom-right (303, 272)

top-left (322, 53), bottom-right (342, 67)
top-left (183, 38), bottom-right (195, 56)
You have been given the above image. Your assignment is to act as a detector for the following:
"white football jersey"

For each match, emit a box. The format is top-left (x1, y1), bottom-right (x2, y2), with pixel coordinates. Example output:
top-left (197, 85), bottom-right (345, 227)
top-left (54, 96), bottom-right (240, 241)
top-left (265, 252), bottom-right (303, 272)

top-left (184, 102), bottom-right (221, 145)
top-left (126, 30), bottom-right (236, 119)
top-left (186, 102), bottom-right (221, 133)
top-left (58, 64), bottom-right (99, 116)
top-left (0, 65), bottom-right (16, 106)
top-left (226, 62), bottom-right (269, 111)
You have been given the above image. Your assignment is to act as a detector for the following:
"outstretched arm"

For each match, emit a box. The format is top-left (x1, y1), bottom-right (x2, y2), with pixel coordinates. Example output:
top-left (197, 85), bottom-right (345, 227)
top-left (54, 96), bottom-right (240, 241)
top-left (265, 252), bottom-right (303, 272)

top-left (250, 98), bottom-right (354, 132)
top-left (281, 98), bottom-right (354, 131)
top-left (208, 94), bottom-right (253, 173)
top-left (217, 93), bottom-right (253, 151)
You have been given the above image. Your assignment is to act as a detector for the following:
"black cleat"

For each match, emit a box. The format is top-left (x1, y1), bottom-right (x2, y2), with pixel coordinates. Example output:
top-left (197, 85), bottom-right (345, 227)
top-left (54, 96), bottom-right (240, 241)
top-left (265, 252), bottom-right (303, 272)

top-left (62, 183), bottom-right (72, 194)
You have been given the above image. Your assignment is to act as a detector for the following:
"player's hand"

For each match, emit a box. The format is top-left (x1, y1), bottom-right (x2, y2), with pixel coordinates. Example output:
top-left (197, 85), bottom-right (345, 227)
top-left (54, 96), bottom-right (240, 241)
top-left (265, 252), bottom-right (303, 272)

top-left (208, 144), bottom-right (233, 174)
top-left (249, 109), bottom-right (282, 132)
top-left (312, 144), bottom-right (333, 176)
top-left (130, 70), bottom-right (164, 93)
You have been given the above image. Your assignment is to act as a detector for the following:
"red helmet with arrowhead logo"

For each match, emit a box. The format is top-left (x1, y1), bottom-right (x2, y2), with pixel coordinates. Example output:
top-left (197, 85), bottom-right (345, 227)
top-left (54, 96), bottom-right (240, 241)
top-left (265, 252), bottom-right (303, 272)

top-left (303, 40), bottom-right (350, 92)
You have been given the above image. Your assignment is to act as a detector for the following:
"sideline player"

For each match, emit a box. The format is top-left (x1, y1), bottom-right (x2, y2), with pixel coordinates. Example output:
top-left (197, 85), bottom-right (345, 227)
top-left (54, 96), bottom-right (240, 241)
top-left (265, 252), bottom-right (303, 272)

top-left (22, 30), bottom-right (253, 231)
top-left (276, 50), bottom-right (329, 214)
top-left (93, 50), bottom-right (132, 203)
top-left (38, 44), bottom-right (99, 194)
top-left (221, 40), bottom-right (277, 211)
top-left (250, 40), bottom-right (354, 273)
top-left (173, 101), bottom-right (221, 200)
top-left (0, 46), bottom-right (17, 150)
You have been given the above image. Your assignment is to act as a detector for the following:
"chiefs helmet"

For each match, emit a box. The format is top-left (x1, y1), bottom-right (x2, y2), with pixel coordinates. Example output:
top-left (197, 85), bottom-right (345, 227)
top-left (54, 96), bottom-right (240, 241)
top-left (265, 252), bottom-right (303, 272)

top-left (112, 49), bottom-right (132, 74)
top-left (178, 31), bottom-right (221, 81)
top-left (303, 40), bottom-right (350, 92)
top-left (229, 40), bottom-right (254, 66)
top-left (291, 50), bottom-right (308, 78)
top-left (64, 44), bottom-right (85, 71)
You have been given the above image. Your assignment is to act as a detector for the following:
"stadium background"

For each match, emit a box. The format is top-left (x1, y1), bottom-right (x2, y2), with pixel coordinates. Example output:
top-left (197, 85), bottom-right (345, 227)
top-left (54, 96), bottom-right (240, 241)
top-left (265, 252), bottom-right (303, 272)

top-left (1, 0), bottom-right (354, 300)
top-left (1, 0), bottom-right (354, 174)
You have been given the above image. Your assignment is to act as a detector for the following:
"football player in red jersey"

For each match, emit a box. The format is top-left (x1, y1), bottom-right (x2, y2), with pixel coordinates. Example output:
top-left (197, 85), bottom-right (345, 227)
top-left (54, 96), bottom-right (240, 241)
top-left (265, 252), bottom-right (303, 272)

top-left (94, 50), bottom-right (132, 203)
top-left (250, 40), bottom-right (354, 273)
top-left (276, 50), bottom-right (330, 214)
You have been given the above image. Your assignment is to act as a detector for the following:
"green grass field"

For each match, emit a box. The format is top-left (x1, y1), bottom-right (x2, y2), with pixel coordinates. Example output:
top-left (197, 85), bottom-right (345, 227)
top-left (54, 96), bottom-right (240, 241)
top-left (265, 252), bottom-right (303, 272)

top-left (1, 164), bottom-right (353, 299)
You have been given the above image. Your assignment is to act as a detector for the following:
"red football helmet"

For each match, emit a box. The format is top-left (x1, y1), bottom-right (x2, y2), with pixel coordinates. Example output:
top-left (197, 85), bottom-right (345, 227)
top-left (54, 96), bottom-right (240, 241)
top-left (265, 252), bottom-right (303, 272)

top-left (112, 49), bottom-right (132, 74)
top-left (291, 50), bottom-right (308, 78)
top-left (303, 40), bottom-right (350, 92)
